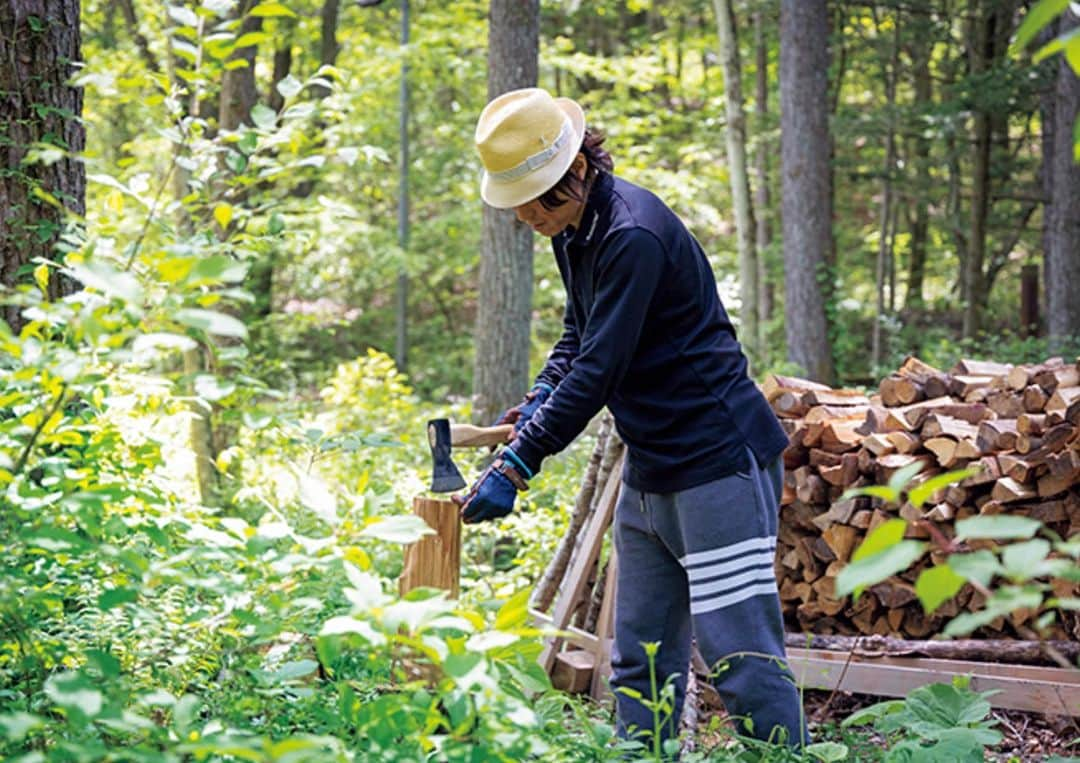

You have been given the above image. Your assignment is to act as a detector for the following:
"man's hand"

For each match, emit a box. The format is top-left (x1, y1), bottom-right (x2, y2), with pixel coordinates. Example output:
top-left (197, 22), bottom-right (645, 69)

top-left (452, 450), bottom-right (531, 524)
top-left (494, 383), bottom-right (553, 434)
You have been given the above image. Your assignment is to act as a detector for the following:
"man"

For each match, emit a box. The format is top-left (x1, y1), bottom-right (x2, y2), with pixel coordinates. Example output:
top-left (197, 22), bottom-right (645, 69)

top-left (454, 87), bottom-right (807, 749)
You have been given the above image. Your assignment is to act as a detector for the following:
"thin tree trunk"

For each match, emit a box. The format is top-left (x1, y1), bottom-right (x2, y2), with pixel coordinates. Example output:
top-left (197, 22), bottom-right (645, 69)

top-left (754, 9), bottom-right (773, 325)
top-left (779, 0), bottom-right (836, 384)
top-left (219, 0), bottom-right (262, 131)
top-left (906, 32), bottom-right (932, 310)
top-left (268, 17), bottom-right (295, 112)
top-left (1046, 10), bottom-right (1080, 350)
top-left (713, 0), bottom-right (759, 362)
top-left (872, 15), bottom-right (900, 371)
top-left (314, 0), bottom-right (340, 99)
top-left (0, 0), bottom-right (85, 332)
top-left (396, 0), bottom-right (410, 373)
top-left (1040, 27), bottom-right (1056, 332)
top-left (473, 0), bottom-right (539, 424)
top-left (116, 0), bottom-right (159, 72)
top-left (963, 2), bottom-right (991, 339)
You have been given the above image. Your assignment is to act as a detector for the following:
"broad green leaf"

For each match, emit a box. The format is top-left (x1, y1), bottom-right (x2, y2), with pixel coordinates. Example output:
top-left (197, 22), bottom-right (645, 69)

top-left (44, 672), bottom-right (103, 718)
top-left (946, 550), bottom-right (1003, 588)
top-left (907, 467), bottom-right (977, 509)
top-left (944, 586), bottom-right (1044, 636)
top-left (1001, 538), bottom-right (1056, 581)
top-left (916, 565), bottom-right (965, 614)
top-left (319, 616), bottom-right (386, 644)
top-left (189, 255), bottom-right (248, 285)
top-left (1050, 597), bottom-right (1080, 610)
top-left (251, 103), bottom-right (277, 129)
top-left (852, 518), bottom-right (908, 562)
top-left (343, 564), bottom-right (390, 610)
top-left (68, 261), bottom-right (143, 303)
top-left (1033, 24), bottom-right (1080, 63)
top-left (465, 631), bottom-right (519, 652)
top-left (272, 660), bottom-right (319, 682)
top-left (276, 74), bottom-right (302, 99)
top-left (24, 526), bottom-right (88, 552)
top-left (805, 742), bottom-right (850, 762)
top-left (494, 588), bottom-right (532, 630)
top-left (167, 4), bottom-right (200, 27)
top-left (297, 471), bottom-right (337, 523)
top-left (132, 332), bottom-right (198, 355)
top-left (0, 712), bottom-right (43, 742)
top-left (268, 212), bottom-right (286, 235)
top-left (955, 515), bottom-right (1041, 541)
top-left (98, 587), bottom-right (139, 610)
top-left (836, 540), bottom-right (926, 599)
top-left (172, 695), bottom-right (201, 735)
top-left (175, 308), bottom-right (248, 339)
top-left (234, 31), bottom-right (269, 48)
top-left (194, 374), bottom-right (236, 401)
top-left (359, 514), bottom-right (436, 544)
top-left (1012, 0), bottom-right (1071, 53)
top-left (33, 263), bottom-right (49, 292)
top-left (841, 484), bottom-right (897, 503)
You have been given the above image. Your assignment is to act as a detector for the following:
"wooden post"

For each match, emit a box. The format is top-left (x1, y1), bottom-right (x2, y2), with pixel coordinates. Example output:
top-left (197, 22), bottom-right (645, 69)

top-left (399, 496), bottom-right (460, 598)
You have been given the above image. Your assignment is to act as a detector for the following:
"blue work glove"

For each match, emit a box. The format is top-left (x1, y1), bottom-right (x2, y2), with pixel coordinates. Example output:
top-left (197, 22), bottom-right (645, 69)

top-left (494, 383), bottom-right (554, 434)
top-left (452, 449), bottom-right (532, 524)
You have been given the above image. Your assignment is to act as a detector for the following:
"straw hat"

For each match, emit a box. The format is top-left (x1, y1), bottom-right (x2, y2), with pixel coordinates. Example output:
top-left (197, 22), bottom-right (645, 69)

top-left (475, 88), bottom-right (585, 209)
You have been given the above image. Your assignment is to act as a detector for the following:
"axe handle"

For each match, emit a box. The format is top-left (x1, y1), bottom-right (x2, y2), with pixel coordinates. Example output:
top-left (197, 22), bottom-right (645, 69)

top-left (449, 423), bottom-right (514, 447)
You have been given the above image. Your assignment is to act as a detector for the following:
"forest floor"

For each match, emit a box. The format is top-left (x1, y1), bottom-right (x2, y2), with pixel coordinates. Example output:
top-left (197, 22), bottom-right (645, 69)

top-left (800, 689), bottom-right (1080, 761)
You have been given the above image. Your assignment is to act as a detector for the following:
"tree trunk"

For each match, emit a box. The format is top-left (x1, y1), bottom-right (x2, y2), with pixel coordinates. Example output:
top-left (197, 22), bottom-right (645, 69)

top-left (396, 0), bottom-right (410, 373)
top-left (906, 31), bottom-right (932, 310)
top-left (713, 0), bottom-right (759, 363)
top-left (219, 0), bottom-right (262, 131)
top-left (473, 0), bottom-right (539, 424)
top-left (963, 1), bottom-right (991, 339)
top-left (1046, 10), bottom-right (1080, 350)
top-left (754, 9), bottom-right (773, 325)
top-left (0, 0), bottom-right (85, 332)
top-left (314, 0), bottom-right (340, 99)
top-left (779, 0), bottom-right (836, 384)
top-left (872, 15), bottom-right (900, 371)
top-left (268, 17), bottom-right (295, 112)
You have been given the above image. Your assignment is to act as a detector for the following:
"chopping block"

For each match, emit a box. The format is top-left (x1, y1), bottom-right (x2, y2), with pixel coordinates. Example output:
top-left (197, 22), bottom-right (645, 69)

top-left (399, 496), bottom-right (461, 598)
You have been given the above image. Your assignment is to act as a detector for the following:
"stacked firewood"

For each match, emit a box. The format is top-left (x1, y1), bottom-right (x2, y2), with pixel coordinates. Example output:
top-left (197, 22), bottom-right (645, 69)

top-left (770, 355), bottom-right (1080, 640)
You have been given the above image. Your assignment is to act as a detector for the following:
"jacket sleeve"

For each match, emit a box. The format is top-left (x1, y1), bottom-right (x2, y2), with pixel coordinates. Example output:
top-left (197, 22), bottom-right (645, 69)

top-left (510, 228), bottom-right (666, 473)
top-left (533, 299), bottom-right (579, 390)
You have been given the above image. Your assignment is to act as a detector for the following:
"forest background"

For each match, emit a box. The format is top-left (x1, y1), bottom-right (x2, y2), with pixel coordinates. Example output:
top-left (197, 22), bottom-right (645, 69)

top-left (1, 0), bottom-right (1079, 760)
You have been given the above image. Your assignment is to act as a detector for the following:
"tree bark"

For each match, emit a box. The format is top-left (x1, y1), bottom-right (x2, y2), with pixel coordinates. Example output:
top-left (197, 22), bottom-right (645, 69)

top-left (754, 9), bottom-right (773, 325)
top-left (1046, 9), bottom-right (1080, 350)
top-left (963, 2), bottom-right (991, 339)
top-left (219, 0), bottom-right (262, 131)
top-left (396, 0), bottom-right (410, 373)
top-left (713, 0), bottom-right (759, 362)
top-left (905, 29), bottom-right (932, 310)
top-left (872, 14), bottom-right (900, 371)
top-left (473, 0), bottom-right (539, 424)
top-left (0, 0), bottom-right (85, 332)
top-left (785, 633), bottom-right (1080, 665)
top-left (779, 0), bottom-right (836, 384)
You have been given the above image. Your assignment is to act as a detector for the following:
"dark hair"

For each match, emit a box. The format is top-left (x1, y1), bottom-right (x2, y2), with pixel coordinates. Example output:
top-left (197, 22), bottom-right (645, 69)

top-left (537, 128), bottom-right (614, 211)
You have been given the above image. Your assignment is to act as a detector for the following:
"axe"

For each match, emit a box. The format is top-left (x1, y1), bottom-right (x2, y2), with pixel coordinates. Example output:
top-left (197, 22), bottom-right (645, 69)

top-left (427, 418), bottom-right (515, 493)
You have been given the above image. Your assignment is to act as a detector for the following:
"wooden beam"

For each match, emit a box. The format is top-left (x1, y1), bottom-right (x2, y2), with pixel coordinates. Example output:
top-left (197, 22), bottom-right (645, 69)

top-left (787, 647), bottom-right (1080, 716)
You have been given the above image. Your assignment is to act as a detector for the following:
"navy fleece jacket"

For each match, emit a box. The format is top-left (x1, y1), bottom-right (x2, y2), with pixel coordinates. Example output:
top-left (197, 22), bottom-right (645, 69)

top-left (508, 173), bottom-right (789, 494)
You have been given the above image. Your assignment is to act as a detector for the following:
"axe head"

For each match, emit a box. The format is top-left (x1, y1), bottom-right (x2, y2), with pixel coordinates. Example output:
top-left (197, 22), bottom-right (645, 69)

top-left (427, 418), bottom-right (466, 493)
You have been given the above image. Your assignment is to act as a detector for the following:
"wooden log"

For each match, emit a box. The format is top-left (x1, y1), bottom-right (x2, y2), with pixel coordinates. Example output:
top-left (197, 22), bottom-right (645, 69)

top-left (950, 374), bottom-right (993, 398)
top-left (952, 359), bottom-right (1013, 377)
top-left (998, 453), bottom-right (1041, 484)
top-left (886, 430), bottom-right (922, 454)
top-left (880, 375), bottom-right (925, 406)
top-left (803, 388), bottom-right (872, 407)
top-left (1007, 357), bottom-right (1063, 391)
top-left (1017, 413), bottom-right (1047, 436)
top-left (400, 496), bottom-right (461, 598)
top-left (822, 524), bottom-right (859, 562)
top-left (806, 404), bottom-right (872, 423)
top-left (960, 455), bottom-right (1002, 486)
top-left (820, 419), bottom-right (864, 453)
top-left (1035, 365), bottom-right (1079, 392)
top-left (991, 477), bottom-right (1038, 504)
top-left (863, 433), bottom-right (896, 456)
top-left (986, 391), bottom-right (1024, 419)
top-left (884, 396), bottom-right (955, 431)
top-left (1023, 384), bottom-right (1050, 413)
top-left (782, 633), bottom-right (1080, 665)
top-left (924, 437), bottom-right (962, 468)
top-left (921, 414), bottom-right (980, 441)
top-left (977, 419), bottom-right (1018, 452)
top-left (1046, 386), bottom-right (1080, 416)
top-left (875, 453), bottom-right (933, 484)
top-left (762, 374), bottom-right (830, 403)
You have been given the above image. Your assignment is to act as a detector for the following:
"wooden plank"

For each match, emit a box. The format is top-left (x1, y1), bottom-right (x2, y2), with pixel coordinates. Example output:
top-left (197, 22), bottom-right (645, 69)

top-left (590, 548), bottom-right (618, 700)
top-left (787, 647), bottom-right (1080, 716)
top-left (538, 453), bottom-right (624, 672)
top-left (529, 608), bottom-right (601, 653)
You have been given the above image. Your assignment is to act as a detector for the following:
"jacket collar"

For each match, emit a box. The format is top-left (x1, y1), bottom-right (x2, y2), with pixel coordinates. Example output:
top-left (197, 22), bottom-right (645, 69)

top-left (559, 172), bottom-right (614, 249)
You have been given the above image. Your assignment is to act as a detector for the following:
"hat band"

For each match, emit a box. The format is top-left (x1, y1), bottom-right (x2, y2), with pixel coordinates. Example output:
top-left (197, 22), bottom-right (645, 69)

top-left (487, 120), bottom-right (573, 183)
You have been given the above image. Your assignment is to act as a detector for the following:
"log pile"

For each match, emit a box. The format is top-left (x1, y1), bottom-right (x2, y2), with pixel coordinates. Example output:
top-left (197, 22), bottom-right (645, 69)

top-left (769, 355), bottom-right (1080, 640)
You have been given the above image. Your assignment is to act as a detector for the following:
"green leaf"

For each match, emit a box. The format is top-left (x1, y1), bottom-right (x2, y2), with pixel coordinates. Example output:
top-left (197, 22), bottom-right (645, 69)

top-left (132, 332), bottom-right (198, 356)
top-left (916, 565), bottom-right (966, 614)
top-left (946, 550), bottom-right (1003, 588)
top-left (841, 484), bottom-right (898, 503)
top-left (167, 4), bottom-right (200, 27)
top-left (888, 460), bottom-right (927, 497)
top-left (44, 672), bottom-right (103, 718)
top-left (907, 468), bottom-right (977, 509)
top-left (172, 694), bottom-right (201, 735)
top-left (1001, 538), bottom-right (1053, 581)
top-left (852, 518), bottom-right (908, 562)
top-left (213, 203), bottom-right (233, 229)
top-left (276, 74), bottom-right (302, 99)
top-left (234, 31), bottom-right (269, 48)
top-left (494, 588), bottom-right (532, 630)
top-left (944, 586), bottom-right (1044, 636)
top-left (194, 374), bottom-right (237, 402)
top-left (1033, 24), bottom-right (1080, 63)
top-left (955, 515), bottom-right (1041, 541)
top-left (805, 742), bottom-right (850, 762)
top-left (68, 261), bottom-right (143, 303)
top-left (175, 308), bottom-right (248, 339)
top-left (249, 1), bottom-right (296, 17)
top-left (24, 526), bottom-right (89, 552)
top-left (297, 471), bottom-right (338, 523)
top-left (272, 660), bottom-right (319, 682)
top-left (268, 212), bottom-right (286, 235)
top-left (836, 540), bottom-right (926, 599)
top-left (359, 515), bottom-right (436, 544)
top-left (251, 103), bottom-right (277, 129)
top-left (98, 587), bottom-right (139, 610)
top-left (188, 255), bottom-right (248, 284)
top-left (1012, 0), bottom-right (1070, 53)
top-left (0, 712), bottom-right (43, 743)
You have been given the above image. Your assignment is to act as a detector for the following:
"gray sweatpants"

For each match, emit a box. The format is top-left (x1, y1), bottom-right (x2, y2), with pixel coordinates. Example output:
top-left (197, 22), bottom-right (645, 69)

top-left (610, 450), bottom-right (807, 748)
